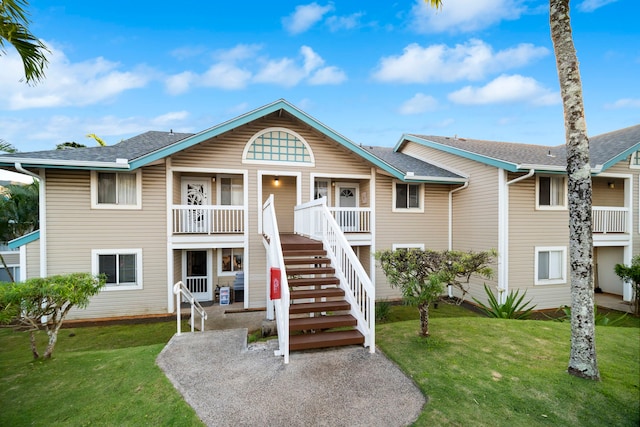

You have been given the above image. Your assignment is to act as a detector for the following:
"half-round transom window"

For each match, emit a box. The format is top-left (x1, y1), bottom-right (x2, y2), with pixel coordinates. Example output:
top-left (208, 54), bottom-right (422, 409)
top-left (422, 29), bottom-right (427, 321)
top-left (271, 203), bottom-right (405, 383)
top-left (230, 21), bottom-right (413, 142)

top-left (243, 127), bottom-right (314, 165)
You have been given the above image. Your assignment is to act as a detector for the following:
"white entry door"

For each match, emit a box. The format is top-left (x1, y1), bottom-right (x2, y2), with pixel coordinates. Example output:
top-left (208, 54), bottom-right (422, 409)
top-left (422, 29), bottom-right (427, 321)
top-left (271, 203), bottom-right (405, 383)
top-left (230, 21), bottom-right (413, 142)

top-left (181, 178), bottom-right (210, 233)
top-left (335, 183), bottom-right (359, 232)
top-left (183, 250), bottom-right (212, 301)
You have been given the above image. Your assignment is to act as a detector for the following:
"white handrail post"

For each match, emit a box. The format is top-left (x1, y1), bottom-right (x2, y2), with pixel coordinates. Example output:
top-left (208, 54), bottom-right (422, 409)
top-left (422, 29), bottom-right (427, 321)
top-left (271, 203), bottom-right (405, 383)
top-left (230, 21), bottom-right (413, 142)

top-left (176, 285), bottom-right (182, 336)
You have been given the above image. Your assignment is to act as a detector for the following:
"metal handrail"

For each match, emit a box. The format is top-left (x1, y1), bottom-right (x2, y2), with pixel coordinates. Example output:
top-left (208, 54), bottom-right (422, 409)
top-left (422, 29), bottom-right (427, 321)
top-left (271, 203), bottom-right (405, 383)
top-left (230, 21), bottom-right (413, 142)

top-left (173, 281), bottom-right (208, 335)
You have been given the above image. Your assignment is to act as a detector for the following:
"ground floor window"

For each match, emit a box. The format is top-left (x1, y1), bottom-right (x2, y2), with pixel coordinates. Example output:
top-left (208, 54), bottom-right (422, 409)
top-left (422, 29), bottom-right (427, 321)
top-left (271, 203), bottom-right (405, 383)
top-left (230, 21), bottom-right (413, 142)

top-left (0, 265), bottom-right (19, 282)
top-left (392, 243), bottom-right (425, 251)
top-left (535, 246), bottom-right (566, 285)
top-left (219, 248), bottom-right (243, 276)
top-left (92, 249), bottom-right (143, 290)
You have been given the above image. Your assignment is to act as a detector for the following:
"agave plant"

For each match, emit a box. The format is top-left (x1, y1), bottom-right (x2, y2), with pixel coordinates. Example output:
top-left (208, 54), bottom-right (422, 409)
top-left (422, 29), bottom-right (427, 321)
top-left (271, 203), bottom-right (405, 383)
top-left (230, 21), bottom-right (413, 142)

top-left (473, 284), bottom-right (536, 319)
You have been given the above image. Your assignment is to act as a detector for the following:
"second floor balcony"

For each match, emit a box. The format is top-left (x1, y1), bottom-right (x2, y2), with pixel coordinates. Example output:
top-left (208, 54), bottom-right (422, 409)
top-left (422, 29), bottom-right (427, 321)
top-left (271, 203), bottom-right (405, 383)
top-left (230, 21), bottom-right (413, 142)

top-left (172, 205), bottom-right (245, 234)
top-left (592, 206), bottom-right (629, 234)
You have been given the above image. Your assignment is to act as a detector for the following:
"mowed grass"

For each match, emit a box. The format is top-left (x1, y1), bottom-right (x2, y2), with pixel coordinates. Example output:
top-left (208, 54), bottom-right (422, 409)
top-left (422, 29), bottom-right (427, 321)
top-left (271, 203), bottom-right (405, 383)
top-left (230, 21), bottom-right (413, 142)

top-left (0, 321), bottom-right (203, 427)
top-left (378, 306), bottom-right (640, 427)
top-left (1, 305), bottom-right (637, 427)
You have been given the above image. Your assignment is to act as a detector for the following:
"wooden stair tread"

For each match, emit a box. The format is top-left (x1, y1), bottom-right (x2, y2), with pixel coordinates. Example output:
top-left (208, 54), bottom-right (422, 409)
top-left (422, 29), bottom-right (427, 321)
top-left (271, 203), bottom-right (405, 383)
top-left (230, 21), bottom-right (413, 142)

top-left (288, 276), bottom-right (340, 287)
top-left (284, 257), bottom-right (331, 266)
top-left (282, 250), bottom-right (327, 257)
top-left (286, 267), bottom-right (335, 276)
top-left (289, 300), bottom-right (351, 314)
top-left (290, 287), bottom-right (344, 299)
top-left (289, 330), bottom-right (364, 351)
top-left (289, 314), bottom-right (357, 331)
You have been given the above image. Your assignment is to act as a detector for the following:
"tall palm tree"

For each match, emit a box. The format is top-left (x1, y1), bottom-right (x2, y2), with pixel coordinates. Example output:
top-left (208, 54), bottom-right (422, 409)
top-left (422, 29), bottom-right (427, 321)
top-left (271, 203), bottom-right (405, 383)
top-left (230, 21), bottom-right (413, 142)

top-left (549, 0), bottom-right (598, 380)
top-left (0, 0), bottom-right (49, 84)
top-left (0, 139), bottom-right (18, 154)
top-left (422, 0), bottom-right (599, 380)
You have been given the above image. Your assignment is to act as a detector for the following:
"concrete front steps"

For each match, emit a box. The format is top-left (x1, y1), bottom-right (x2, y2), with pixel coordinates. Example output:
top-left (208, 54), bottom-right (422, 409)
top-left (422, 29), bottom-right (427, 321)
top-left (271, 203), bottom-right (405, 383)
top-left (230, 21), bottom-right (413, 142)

top-left (280, 234), bottom-right (364, 351)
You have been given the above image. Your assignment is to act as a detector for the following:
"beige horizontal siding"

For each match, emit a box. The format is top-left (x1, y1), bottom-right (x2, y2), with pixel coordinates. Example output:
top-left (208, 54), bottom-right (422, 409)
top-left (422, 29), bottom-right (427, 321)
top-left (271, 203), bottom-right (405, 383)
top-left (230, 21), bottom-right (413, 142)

top-left (45, 166), bottom-right (169, 319)
top-left (171, 113), bottom-right (375, 308)
top-left (26, 240), bottom-right (40, 278)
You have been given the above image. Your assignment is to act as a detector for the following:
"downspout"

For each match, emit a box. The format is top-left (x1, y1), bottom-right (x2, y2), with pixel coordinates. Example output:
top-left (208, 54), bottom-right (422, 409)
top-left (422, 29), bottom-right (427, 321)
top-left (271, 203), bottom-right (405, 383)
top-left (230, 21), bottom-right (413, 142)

top-left (15, 163), bottom-right (46, 278)
top-left (500, 169), bottom-right (534, 304)
top-left (448, 181), bottom-right (469, 297)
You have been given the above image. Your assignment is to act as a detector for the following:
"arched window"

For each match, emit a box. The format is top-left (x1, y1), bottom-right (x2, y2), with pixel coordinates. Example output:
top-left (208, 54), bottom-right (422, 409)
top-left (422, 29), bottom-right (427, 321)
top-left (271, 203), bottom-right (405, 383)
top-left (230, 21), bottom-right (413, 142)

top-left (243, 127), bottom-right (315, 165)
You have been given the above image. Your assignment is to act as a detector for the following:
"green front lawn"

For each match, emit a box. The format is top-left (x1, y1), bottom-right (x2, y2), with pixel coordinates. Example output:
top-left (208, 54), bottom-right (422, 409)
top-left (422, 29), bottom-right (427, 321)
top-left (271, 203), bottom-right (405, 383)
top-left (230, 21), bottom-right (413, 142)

top-left (0, 322), bottom-right (203, 426)
top-left (1, 306), bottom-right (638, 426)
top-left (377, 310), bottom-right (640, 426)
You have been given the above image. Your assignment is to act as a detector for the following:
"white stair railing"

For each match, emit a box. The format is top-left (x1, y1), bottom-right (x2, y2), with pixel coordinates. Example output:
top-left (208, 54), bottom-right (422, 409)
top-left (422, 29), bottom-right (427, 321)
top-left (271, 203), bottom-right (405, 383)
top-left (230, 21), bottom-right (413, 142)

top-left (294, 197), bottom-right (375, 352)
top-left (262, 195), bottom-right (291, 363)
top-left (173, 281), bottom-right (208, 335)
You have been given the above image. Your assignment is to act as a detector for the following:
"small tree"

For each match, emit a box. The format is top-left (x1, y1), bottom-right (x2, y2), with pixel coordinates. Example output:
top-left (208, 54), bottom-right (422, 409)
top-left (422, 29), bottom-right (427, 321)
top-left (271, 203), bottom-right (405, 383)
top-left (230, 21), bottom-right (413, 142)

top-left (375, 249), bottom-right (495, 336)
top-left (614, 256), bottom-right (640, 315)
top-left (0, 273), bottom-right (105, 359)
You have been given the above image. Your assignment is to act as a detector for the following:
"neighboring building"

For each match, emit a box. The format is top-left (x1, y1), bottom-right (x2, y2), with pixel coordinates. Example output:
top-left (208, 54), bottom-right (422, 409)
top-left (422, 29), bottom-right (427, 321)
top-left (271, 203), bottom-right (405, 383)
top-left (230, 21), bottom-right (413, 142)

top-left (0, 100), bottom-right (638, 320)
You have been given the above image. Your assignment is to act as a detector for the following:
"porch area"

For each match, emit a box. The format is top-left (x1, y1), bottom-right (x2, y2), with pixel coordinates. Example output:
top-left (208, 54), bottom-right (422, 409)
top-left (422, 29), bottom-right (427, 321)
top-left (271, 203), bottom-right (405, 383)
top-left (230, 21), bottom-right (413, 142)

top-left (595, 292), bottom-right (636, 314)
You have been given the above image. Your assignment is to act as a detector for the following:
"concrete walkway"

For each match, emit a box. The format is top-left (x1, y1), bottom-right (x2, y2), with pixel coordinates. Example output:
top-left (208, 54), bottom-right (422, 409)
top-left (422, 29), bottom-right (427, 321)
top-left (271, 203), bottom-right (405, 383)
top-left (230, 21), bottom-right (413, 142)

top-left (156, 329), bottom-right (425, 427)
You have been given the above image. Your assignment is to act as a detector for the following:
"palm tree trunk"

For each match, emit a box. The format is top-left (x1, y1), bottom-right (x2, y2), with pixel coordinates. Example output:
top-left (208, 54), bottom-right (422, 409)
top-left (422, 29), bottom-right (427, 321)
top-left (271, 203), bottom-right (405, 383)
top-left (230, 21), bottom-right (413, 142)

top-left (550, 0), bottom-right (599, 380)
top-left (0, 253), bottom-right (15, 282)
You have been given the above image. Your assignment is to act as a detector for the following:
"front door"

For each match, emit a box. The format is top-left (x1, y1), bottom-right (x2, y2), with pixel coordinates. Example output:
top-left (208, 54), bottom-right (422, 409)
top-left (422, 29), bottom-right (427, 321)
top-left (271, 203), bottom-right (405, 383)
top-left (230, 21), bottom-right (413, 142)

top-left (183, 250), bottom-right (212, 301)
top-left (335, 183), bottom-right (359, 232)
top-left (182, 178), bottom-right (210, 233)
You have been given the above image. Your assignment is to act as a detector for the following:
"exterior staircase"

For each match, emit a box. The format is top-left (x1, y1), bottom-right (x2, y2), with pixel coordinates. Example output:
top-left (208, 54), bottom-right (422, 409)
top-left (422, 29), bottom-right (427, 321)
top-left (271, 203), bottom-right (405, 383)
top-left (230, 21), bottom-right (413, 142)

top-left (281, 234), bottom-right (365, 351)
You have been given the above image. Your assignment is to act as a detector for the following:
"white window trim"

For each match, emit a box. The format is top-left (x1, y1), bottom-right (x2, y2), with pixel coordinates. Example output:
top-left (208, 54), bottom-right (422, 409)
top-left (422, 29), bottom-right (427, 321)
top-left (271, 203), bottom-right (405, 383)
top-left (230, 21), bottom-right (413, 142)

top-left (91, 170), bottom-right (142, 210)
top-left (242, 127), bottom-right (316, 167)
top-left (535, 174), bottom-right (567, 211)
top-left (534, 246), bottom-right (567, 285)
top-left (392, 181), bottom-right (425, 213)
top-left (92, 248), bottom-right (143, 291)
top-left (217, 247), bottom-right (244, 277)
top-left (392, 243), bottom-right (425, 251)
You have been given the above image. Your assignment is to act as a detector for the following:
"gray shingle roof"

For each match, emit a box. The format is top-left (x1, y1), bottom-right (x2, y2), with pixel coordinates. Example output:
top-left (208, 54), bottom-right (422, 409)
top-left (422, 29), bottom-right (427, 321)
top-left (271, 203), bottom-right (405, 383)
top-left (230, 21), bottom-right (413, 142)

top-left (0, 131), bottom-right (193, 164)
top-left (409, 124), bottom-right (640, 172)
top-left (362, 146), bottom-right (465, 180)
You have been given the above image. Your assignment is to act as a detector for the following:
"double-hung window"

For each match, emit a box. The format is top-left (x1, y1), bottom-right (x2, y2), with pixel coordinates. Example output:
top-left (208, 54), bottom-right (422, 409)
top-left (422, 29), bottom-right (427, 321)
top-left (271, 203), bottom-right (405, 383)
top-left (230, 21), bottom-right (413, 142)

top-left (535, 247), bottom-right (566, 285)
top-left (393, 182), bottom-right (423, 212)
top-left (91, 171), bottom-right (141, 209)
top-left (92, 249), bottom-right (143, 290)
top-left (220, 177), bottom-right (243, 205)
top-left (537, 175), bottom-right (566, 209)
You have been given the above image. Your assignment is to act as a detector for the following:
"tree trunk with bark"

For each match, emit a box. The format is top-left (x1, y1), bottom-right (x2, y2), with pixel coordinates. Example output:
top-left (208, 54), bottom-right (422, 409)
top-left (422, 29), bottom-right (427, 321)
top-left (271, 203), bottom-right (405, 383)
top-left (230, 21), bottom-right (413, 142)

top-left (418, 301), bottom-right (430, 337)
top-left (550, 0), bottom-right (600, 380)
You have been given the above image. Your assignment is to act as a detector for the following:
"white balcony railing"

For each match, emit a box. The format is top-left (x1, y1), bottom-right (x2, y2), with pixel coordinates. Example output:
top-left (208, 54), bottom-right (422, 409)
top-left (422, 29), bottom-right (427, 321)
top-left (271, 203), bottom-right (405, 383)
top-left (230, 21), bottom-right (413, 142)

top-left (328, 207), bottom-right (371, 233)
top-left (592, 207), bottom-right (629, 234)
top-left (172, 205), bottom-right (244, 234)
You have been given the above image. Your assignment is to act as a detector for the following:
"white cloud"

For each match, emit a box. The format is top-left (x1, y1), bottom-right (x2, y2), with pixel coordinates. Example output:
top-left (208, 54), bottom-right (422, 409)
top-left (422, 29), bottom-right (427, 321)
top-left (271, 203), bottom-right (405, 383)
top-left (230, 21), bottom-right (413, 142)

top-left (165, 71), bottom-right (197, 95)
top-left (399, 93), bottom-right (439, 115)
top-left (326, 12), bottom-right (364, 31)
top-left (0, 111), bottom-right (194, 151)
top-left (254, 45), bottom-right (346, 87)
top-left (308, 66), bottom-right (347, 85)
top-left (409, 0), bottom-right (526, 34)
top-left (447, 74), bottom-right (560, 105)
top-left (282, 2), bottom-right (334, 34)
top-left (577, 0), bottom-right (618, 12)
top-left (0, 43), bottom-right (150, 110)
top-left (164, 44), bottom-right (345, 92)
top-left (372, 39), bottom-right (549, 84)
top-left (202, 63), bottom-right (253, 89)
top-left (605, 98), bottom-right (640, 109)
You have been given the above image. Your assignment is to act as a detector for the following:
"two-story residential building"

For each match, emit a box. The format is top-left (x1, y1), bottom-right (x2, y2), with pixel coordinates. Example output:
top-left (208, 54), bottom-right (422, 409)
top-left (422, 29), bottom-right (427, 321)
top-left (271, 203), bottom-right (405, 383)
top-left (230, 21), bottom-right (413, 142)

top-left (1, 99), bottom-right (638, 324)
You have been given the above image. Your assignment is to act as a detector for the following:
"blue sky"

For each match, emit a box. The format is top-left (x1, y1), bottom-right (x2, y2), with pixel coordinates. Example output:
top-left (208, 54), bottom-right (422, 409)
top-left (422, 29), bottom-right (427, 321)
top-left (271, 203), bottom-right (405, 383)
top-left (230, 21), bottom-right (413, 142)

top-left (0, 0), bottom-right (638, 154)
